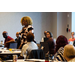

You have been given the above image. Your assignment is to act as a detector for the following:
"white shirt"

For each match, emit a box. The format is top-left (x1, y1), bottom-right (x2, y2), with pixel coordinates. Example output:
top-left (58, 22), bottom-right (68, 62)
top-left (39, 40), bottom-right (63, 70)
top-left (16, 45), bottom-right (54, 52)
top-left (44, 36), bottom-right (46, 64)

top-left (41, 36), bottom-right (45, 42)
top-left (20, 41), bottom-right (38, 57)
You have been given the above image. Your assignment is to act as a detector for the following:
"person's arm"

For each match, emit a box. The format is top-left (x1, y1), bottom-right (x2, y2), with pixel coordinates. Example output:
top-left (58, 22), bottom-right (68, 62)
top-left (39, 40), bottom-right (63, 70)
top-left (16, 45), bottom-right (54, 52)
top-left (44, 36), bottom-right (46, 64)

top-left (4, 36), bottom-right (15, 47)
top-left (4, 39), bottom-right (15, 47)
top-left (5, 39), bottom-right (15, 44)
top-left (18, 44), bottom-right (22, 49)
top-left (18, 39), bottom-right (23, 49)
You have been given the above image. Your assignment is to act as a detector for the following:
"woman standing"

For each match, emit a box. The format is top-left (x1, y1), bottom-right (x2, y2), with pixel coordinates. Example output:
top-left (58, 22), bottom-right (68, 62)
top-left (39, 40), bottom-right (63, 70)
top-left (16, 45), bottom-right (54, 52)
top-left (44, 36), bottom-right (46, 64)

top-left (19, 16), bottom-right (34, 49)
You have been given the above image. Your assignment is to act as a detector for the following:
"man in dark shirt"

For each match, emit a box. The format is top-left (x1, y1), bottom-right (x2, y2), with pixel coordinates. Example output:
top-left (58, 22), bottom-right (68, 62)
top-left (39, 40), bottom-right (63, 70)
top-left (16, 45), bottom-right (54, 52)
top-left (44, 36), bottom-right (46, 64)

top-left (15, 32), bottom-right (21, 49)
top-left (2, 31), bottom-right (15, 48)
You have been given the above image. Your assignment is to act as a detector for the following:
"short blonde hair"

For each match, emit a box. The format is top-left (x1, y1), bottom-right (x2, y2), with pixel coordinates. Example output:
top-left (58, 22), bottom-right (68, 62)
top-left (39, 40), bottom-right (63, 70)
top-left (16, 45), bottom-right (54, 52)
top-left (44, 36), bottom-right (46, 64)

top-left (64, 45), bottom-right (75, 58)
top-left (21, 16), bottom-right (33, 26)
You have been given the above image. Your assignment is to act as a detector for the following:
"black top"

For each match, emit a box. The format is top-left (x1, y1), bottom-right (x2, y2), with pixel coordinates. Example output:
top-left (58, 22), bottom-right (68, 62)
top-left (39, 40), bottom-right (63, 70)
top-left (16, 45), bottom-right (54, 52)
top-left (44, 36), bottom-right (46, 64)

top-left (44, 38), bottom-right (48, 42)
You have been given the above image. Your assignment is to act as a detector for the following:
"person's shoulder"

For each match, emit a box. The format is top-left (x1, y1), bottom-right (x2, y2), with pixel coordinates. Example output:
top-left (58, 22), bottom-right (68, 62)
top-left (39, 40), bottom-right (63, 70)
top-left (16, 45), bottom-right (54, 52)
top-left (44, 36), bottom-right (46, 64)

top-left (8, 36), bottom-right (11, 38)
top-left (59, 47), bottom-right (64, 50)
top-left (32, 42), bottom-right (38, 48)
top-left (48, 38), bottom-right (54, 42)
top-left (7, 36), bottom-right (13, 39)
top-left (68, 38), bottom-right (72, 41)
top-left (28, 25), bottom-right (33, 28)
top-left (49, 38), bottom-right (53, 40)
top-left (31, 42), bottom-right (38, 46)
top-left (31, 41), bottom-right (36, 44)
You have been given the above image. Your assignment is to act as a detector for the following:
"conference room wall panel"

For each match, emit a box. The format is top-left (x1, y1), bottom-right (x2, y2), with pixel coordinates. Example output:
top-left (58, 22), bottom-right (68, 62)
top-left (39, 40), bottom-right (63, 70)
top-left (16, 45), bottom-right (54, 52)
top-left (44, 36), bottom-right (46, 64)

top-left (51, 12), bottom-right (71, 40)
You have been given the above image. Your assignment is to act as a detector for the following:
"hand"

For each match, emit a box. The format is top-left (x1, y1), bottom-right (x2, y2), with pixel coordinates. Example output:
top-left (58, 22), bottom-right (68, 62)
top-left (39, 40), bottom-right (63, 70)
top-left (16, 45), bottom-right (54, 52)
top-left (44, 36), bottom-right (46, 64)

top-left (46, 51), bottom-right (49, 55)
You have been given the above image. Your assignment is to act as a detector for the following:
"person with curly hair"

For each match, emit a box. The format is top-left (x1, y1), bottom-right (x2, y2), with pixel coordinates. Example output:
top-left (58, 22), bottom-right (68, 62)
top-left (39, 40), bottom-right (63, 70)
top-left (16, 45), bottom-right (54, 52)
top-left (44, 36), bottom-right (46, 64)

top-left (19, 16), bottom-right (34, 49)
top-left (54, 35), bottom-right (68, 62)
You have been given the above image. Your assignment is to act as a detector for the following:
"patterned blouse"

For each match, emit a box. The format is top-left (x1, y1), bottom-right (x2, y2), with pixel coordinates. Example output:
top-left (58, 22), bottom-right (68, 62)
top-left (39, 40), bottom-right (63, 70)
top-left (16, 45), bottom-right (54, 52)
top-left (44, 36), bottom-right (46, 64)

top-left (54, 47), bottom-right (67, 62)
top-left (19, 25), bottom-right (33, 48)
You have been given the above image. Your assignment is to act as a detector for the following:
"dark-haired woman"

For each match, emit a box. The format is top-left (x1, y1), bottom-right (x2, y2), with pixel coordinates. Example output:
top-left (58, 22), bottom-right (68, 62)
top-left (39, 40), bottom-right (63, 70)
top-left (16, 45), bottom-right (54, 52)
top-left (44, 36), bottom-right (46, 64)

top-left (45, 31), bottom-right (55, 56)
top-left (54, 35), bottom-right (68, 62)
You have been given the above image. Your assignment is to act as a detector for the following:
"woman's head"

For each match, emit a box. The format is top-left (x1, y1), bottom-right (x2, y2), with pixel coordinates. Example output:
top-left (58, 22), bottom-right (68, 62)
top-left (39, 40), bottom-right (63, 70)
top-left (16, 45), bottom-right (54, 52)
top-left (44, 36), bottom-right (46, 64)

top-left (26, 33), bottom-right (34, 42)
top-left (63, 44), bottom-right (75, 61)
top-left (46, 31), bottom-right (53, 38)
top-left (21, 16), bottom-right (33, 26)
top-left (56, 35), bottom-right (68, 52)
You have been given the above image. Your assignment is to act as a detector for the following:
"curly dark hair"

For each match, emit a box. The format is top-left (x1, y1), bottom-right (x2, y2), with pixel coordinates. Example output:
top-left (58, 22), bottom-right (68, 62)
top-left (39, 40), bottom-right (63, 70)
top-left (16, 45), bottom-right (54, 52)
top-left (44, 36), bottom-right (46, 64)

top-left (56, 35), bottom-right (68, 52)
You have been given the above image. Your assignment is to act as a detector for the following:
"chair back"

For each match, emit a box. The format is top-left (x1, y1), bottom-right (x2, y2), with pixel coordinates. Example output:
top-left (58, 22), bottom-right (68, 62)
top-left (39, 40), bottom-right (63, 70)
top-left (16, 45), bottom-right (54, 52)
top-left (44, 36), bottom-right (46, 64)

top-left (27, 49), bottom-right (45, 59)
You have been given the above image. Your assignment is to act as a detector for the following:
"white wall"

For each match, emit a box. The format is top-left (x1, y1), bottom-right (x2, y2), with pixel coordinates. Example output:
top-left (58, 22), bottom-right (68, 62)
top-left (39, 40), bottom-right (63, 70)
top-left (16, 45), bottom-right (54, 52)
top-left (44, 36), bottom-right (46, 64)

top-left (57, 12), bottom-right (71, 39)
top-left (51, 12), bottom-right (71, 40)
top-left (51, 12), bottom-right (57, 39)
top-left (57, 12), bottom-right (67, 37)
top-left (41, 12), bottom-right (52, 38)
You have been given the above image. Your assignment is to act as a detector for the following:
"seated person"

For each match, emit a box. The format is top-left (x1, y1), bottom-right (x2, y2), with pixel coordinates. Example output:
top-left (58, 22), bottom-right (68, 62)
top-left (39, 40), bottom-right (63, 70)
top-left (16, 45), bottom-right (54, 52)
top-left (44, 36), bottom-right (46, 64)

top-left (54, 35), bottom-right (68, 62)
top-left (2, 31), bottom-right (15, 48)
top-left (20, 33), bottom-right (38, 58)
top-left (41, 31), bottom-right (47, 42)
top-left (15, 32), bottom-right (21, 49)
top-left (63, 44), bottom-right (75, 62)
top-left (69, 32), bottom-right (75, 42)
top-left (45, 31), bottom-right (55, 56)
